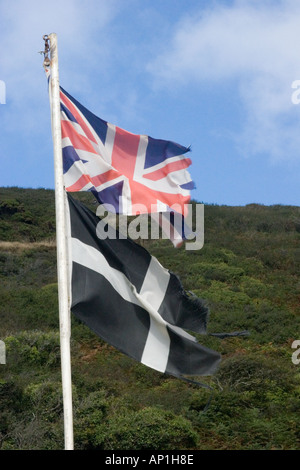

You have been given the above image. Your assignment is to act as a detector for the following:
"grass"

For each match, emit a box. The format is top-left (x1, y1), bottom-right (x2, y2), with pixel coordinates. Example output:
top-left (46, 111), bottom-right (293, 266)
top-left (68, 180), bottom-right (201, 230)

top-left (0, 187), bottom-right (299, 450)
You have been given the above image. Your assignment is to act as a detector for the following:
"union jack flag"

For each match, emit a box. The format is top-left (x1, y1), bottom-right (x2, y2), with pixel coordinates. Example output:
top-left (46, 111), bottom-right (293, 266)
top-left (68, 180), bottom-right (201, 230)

top-left (60, 87), bottom-right (194, 215)
top-left (46, 69), bottom-right (194, 244)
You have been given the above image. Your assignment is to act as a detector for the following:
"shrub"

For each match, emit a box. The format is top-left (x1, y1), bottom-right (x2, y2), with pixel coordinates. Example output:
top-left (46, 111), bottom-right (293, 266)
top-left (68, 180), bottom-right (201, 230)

top-left (102, 407), bottom-right (198, 450)
top-left (24, 380), bottom-right (63, 421)
top-left (0, 199), bottom-right (23, 215)
top-left (201, 280), bottom-right (251, 306)
top-left (74, 390), bottom-right (108, 449)
top-left (5, 330), bottom-right (60, 368)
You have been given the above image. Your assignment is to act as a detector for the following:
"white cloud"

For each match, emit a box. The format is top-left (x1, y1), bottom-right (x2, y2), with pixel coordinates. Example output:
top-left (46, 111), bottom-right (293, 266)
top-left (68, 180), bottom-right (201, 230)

top-left (0, 0), bottom-right (123, 156)
top-left (0, 0), bottom-right (122, 188)
top-left (148, 0), bottom-right (300, 163)
top-left (0, 0), bottom-right (121, 102)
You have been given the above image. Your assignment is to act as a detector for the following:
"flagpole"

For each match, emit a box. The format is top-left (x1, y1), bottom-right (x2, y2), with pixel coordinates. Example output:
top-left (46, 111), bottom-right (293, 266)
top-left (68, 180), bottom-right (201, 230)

top-left (46, 33), bottom-right (74, 450)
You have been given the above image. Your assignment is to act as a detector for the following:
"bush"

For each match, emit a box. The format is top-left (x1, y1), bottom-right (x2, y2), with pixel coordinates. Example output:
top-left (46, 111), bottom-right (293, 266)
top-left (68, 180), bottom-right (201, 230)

top-left (102, 407), bottom-right (198, 450)
top-left (0, 199), bottom-right (23, 215)
top-left (5, 330), bottom-right (60, 368)
top-left (216, 355), bottom-right (293, 395)
top-left (74, 390), bottom-right (108, 449)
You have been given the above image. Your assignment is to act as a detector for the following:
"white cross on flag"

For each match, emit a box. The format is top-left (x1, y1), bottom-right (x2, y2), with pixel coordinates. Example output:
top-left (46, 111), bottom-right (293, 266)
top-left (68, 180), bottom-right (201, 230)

top-left (66, 194), bottom-right (221, 379)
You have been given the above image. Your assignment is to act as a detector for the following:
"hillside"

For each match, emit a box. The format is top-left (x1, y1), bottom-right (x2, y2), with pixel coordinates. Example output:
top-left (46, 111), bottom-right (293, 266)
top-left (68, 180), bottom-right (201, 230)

top-left (0, 187), bottom-right (300, 450)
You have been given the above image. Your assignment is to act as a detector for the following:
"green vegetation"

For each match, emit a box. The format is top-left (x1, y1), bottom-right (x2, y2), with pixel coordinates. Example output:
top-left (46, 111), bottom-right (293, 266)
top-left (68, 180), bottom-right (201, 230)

top-left (0, 187), bottom-right (299, 450)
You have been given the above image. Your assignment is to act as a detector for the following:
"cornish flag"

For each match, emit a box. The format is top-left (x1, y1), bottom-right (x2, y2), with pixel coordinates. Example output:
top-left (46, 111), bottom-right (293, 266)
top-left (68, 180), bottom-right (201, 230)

top-left (67, 194), bottom-right (221, 379)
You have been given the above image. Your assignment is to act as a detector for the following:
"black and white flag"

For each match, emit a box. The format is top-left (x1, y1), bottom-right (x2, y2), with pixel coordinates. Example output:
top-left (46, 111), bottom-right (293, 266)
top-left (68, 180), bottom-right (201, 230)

top-left (66, 194), bottom-right (221, 379)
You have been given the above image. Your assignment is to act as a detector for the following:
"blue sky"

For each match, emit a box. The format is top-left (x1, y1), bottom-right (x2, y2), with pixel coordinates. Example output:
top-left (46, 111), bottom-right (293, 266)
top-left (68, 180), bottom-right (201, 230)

top-left (1, 0), bottom-right (300, 206)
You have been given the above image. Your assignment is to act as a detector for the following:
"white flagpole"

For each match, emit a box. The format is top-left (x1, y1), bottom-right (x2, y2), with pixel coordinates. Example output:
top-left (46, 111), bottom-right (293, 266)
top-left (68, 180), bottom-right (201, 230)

top-left (46, 33), bottom-right (74, 450)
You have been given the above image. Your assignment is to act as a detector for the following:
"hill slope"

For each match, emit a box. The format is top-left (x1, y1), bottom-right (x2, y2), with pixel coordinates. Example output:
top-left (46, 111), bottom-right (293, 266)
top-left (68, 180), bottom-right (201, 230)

top-left (0, 187), bottom-right (300, 450)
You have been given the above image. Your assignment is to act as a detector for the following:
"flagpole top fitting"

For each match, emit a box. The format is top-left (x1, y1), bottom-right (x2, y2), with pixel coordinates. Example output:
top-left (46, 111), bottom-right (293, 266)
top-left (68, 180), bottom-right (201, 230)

top-left (40, 34), bottom-right (51, 68)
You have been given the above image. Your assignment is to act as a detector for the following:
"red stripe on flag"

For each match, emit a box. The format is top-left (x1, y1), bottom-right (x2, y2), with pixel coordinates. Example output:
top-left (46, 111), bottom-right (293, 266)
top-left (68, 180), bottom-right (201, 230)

top-left (61, 121), bottom-right (98, 155)
top-left (143, 158), bottom-right (192, 181)
top-left (90, 169), bottom-right (121, 187)
top-left (66, 174), bottom-right (92, 192)
top-left (60, 91), bottom-right (97, 145)
top-left (111, 127), bottom-right (140, 179)
top-left (129, 179), bottom-right (191, 215)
